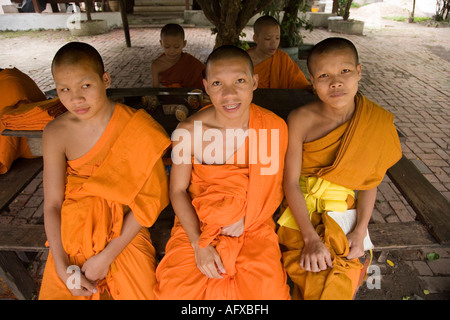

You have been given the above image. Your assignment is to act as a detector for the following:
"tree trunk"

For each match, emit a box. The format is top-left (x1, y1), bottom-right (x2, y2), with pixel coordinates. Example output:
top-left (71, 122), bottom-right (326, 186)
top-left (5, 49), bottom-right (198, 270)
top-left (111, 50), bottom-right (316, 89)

top-left (196, 0), bottom-right (275, 48)
top-left (332, 0), bottom-right (339, 14)
top-left (343, 0), bottom-right (353, 20)
top-left (280, 0), bottom-right (300, 47)
top-left (409, 0), bottom-right (416, 23)
top-left (85, 0), bottom-right (93, 21)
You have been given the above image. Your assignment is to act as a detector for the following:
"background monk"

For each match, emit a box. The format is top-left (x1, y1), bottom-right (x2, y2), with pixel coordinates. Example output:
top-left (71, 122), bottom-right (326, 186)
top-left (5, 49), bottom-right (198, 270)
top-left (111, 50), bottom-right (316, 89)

top-left (151, 23), bottom-right (205, 88)
top-left (39, 42), bottom-right (171, 300)
top-left (154, 45), bottom-right (290, 300)
top-left (247, 15), bottom-right (310, 89)
top-left (0, 67), bottom-right (46, 174)
top-left (277, 37), bottom-right (402, 300)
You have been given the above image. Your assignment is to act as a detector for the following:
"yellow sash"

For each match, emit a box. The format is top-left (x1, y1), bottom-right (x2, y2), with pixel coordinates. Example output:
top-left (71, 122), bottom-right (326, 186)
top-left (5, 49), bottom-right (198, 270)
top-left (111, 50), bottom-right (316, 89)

top-left (277, 176), bottom-right (355, 230)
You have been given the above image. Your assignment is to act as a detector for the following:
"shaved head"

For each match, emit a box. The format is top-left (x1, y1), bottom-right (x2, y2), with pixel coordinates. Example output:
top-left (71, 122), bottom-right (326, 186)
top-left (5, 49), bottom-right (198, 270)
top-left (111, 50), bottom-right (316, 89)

top-left (160, 23), bottom-right (185, 39)
top-left (205, 45), bottom-right (254, 79)
top-left (52, 42), bottom-right (105, 77)
top-left (307, 37), bottom-right (359, 73)
top-left (253, 15), bottom-right (280, 35)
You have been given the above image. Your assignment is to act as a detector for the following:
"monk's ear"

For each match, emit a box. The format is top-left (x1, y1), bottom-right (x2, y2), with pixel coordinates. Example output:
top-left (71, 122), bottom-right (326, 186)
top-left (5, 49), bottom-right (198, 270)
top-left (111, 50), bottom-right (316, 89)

top-left (102, 72), bottom-right (111, 89)
top-left (252, 73), bottom-right (259, 90)
top-left (202, 78), bottom-right (209, 94)
top-left (183, 40), bottom-right (187, 48)
top-left (356, 63), bottom-right (362, 80)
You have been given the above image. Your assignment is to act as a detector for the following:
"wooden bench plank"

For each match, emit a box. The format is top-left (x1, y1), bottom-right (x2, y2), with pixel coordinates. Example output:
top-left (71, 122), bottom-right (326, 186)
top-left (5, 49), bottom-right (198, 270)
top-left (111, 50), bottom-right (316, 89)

top-left (0, 251), bottom-right (37, 300)
top-left (0, 157), bottom-right (43, 213)
top-left (387, 155), bottom-right (450, 245)
top-left (368, 221), bottom-right (438, 250)
top-left (0, 225), bottom-right (47, 252)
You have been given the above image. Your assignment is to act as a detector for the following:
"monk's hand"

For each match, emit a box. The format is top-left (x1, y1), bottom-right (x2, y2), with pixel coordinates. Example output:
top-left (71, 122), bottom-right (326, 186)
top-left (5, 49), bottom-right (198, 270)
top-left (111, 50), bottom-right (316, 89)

top-left (69, 272), bottom-right (98, 297)
top-left (346, 230), bottom-right (365, 260)
top-left (193, 243), bottom-right (226, 279)
top-left (300, 239), bottom-right (333, 272)
top-left (58, 264), bottom-right (98, 297)
top-left (221, 217), bottom-right (245, 237)
top-left (81, 252), bottom-right (112, 282)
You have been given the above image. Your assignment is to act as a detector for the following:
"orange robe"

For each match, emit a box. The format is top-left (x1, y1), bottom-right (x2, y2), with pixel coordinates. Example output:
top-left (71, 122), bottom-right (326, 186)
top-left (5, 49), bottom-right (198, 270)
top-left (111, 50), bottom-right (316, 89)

top-left (1, 97), bottom-right (66, 131)
top-left (278, 94), bottom-right (402, 300)
top-left (159, 52), bottom-right (205, 88)
top-left (0, 68), bottom-right (46, 174)
top-left (39, 104), bottom-right (171, 300)
top-left (251, 49), bottom-right (310, 89)
top-left (154, 104), bottom-right (290, 300)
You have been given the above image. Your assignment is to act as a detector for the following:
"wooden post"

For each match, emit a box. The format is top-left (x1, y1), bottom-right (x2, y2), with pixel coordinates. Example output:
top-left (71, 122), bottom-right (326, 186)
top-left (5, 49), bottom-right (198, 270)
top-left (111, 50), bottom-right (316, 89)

top-left (118, 0), bottom-right (131, 47)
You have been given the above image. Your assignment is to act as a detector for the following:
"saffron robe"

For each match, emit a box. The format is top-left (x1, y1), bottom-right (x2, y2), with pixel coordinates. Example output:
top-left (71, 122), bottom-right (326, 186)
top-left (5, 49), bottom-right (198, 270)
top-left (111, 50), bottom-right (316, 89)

top-left (252, 49), bottom-right (310, 89)
top-left (154, 104), bottom-right (290, 300)
top-left (0, 68), bottom-right (46, 174)
top-left (1, 97), bottom-right (66, 131)
top-left (277, 94), bottom-right (402, 300)
top-left (39, 104), bottom-right (171, 300)
top-left (158, 52), bottom-right (205, 88)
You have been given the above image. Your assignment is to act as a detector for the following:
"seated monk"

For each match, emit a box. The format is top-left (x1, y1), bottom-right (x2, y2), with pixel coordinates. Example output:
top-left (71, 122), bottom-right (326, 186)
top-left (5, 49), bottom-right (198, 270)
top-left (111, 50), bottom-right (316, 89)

top-left (247, 15), bottom-right (310, 89)
top-left (0, 67), bottom-right (46, 174)
top-left (277, 37), bottom-right (402, 300)
top-left (38, 42), bottom-right (171, 300)
top-left (154, 45), bottom-right (290, 300)
top-left (151, 23), bottom-right (205, 88)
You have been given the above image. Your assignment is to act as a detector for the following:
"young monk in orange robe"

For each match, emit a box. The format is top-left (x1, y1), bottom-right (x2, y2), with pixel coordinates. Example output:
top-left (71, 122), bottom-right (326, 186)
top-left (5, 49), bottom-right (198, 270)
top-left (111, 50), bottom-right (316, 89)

top-left (0, 67), bottom-right (46, 174)
top-left (38, 42), bottom-right (170, 300)
top-left (151, 23), bottom-right (205, 88)
top-left (154, 45), bottom-right (290, 300)
top-left (277, 38), bottom-right (402, 300)
top-left (247, 15), bottom-right (310, 89)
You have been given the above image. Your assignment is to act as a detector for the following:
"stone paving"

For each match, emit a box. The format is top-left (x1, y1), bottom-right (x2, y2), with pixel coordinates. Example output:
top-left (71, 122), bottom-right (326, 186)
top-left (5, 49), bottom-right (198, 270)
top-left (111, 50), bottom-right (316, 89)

top-left (0, 19), bottom-right (449, 300)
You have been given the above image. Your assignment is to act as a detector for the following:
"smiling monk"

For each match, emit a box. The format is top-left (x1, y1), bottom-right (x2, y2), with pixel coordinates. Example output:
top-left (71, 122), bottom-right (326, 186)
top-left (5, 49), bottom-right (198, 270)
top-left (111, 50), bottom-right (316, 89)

top-left (154, 45), bottom-right (290, 300)
top-left (38, 42), bottom-right (171, 300)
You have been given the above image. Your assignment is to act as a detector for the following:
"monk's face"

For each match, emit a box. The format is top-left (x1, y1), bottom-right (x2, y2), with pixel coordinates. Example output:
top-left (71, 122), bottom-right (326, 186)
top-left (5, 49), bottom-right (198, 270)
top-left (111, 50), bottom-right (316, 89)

top-left (203, 57), bottom-right (258, 123)
top-left (309, 48), bottom-right (361, 110)
top-left (253, 24), bottom-right (280, 56)
top-left (160, 35), bottom-right (187, 61)
top-left (53, 59), bottom-right (111, 119)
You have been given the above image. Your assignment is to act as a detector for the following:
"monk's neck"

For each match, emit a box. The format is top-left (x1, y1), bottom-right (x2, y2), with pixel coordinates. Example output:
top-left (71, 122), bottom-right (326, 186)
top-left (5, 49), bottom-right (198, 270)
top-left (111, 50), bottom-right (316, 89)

top-left (214, 110), bottom-right (250, 130)
top-left (165, 52), bottom-right (183, 64)
top-left (250, 47), bottom-right (274, 66)
top-left (322, 102), bottom-right (355, 125)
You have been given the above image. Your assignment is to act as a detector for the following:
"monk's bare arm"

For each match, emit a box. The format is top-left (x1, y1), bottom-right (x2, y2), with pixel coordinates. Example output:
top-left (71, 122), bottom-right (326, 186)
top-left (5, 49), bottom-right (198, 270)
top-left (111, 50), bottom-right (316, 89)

top-left (43, 120), bottom-right (97, 295)
top-left (81, 210), bottom-right (142, 281)
top-left (346, 186), bottom-right (377, 259)
top-left (170, 123), bottom-right (225, 278)
top-left (42, 121), bottom-right (69, 277)
top-left (151, 60), bottom-right (161, 88)
top-left (283, 108), bottom-right (332, 272)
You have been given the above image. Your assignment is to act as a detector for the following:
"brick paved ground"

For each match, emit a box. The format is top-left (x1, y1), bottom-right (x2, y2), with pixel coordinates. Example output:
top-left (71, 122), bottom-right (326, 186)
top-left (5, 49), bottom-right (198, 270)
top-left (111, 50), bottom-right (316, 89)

top-left (0, 19), bottom-right (449, 300)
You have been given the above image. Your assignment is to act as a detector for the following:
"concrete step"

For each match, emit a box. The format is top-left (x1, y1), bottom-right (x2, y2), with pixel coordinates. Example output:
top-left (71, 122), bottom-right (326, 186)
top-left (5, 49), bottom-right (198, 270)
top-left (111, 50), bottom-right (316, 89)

top-left (133, 5), bottom-right (185, 13)
top-left (128, 13), bottom-right (185, 25)
top-left (134, 0), bottom-right (186, 6)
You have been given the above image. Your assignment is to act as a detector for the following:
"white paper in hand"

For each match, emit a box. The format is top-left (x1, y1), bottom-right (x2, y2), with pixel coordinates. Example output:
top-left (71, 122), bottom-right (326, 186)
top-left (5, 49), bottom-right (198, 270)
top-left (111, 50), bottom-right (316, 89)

top-left (326, 209), bottom-right (374, 251)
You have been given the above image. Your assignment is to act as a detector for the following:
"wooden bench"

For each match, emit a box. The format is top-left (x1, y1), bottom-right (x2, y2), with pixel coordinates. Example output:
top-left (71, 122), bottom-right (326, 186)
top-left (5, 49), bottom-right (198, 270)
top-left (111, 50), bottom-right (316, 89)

top-left (0, 157), bottom-right (44, 300)
top-left (1, 88), bottom-right (448, 299)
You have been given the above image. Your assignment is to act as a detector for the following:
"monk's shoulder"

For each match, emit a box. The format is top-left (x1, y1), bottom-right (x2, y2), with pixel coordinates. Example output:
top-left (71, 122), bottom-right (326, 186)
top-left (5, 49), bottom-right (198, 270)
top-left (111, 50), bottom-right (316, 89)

top-left (253, 104), bottom-right (287, 130)
top-left (183, 52), bottom-right (204, 66)
top-left (286, 101), bottom-right (323, 131)
top-left (151, 54), bottom-right (171, 71)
